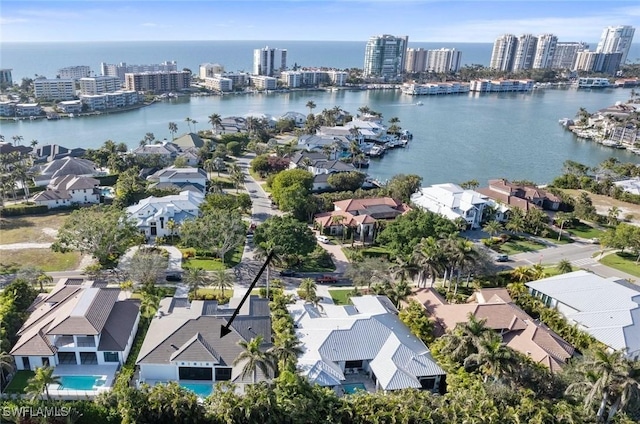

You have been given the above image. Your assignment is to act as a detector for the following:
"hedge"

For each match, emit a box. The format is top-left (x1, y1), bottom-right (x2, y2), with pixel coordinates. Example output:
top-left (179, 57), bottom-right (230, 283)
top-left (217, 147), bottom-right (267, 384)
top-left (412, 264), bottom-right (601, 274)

top-left (0, 203), bottom-right (49, 216)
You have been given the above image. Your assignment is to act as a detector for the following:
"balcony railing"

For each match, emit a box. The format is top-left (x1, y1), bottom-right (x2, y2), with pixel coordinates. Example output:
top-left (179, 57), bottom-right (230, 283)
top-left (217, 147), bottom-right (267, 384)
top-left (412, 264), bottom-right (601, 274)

top-left (54, 336), bottom-right (96, 348)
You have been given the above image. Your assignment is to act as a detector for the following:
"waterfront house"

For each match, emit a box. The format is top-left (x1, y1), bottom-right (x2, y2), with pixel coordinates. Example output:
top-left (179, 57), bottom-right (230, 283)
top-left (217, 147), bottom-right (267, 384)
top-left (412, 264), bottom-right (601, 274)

top-left (32, 157), bottom-right (104, 187)
top-left (477, 179), bottom-right (561, 212)
top-left (314, 197), bottom-right (410, 241)
top-left (32, 144), bottom-right (86, 164)
top-left (32, 175), bottom-right (100, 209)
top-left (469, 79), bottom-right (534, 92)
top-left (289, 151), bottom-right (359, 191)
top-left (279, 111), bottom-right (307, 127)
top-left (145, 165), bottom-right (208, 194)
top-left (526, 270), bottom-right (640, 359)
top-left (614, 178), bottom-right (640, 195)
top-left (132, 142), bottom-right (181, 165)
top-left (411, 183), bottom-right (501, 230)
top-left (297, 134), bottom-right (350, 155)
top-left (288, 295), bottom-right (445, 392)
top-left (126, 190), bottom-right (204, 239)
top-left (173, 132), bottom-right (205, 150)
top-left (414, 288), bottom-right (574, 372)
top-left (136, 296), bottom-right (272, 390)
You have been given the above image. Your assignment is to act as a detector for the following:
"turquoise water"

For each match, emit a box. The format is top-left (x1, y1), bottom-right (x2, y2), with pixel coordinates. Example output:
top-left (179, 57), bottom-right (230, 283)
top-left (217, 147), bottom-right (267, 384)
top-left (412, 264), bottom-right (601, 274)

top-left (180, 382), bottom-right (214, 398)
top-left (342, 383), bottom-right (367, 394)
top-left (58, 375), bottom-right (105, 390)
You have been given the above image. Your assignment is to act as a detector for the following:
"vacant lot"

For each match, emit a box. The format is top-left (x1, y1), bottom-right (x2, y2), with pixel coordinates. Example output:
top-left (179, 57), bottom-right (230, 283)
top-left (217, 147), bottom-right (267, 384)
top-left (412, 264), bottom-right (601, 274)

top-left (0, 212), bottom-right (70, 244)
top-left (562, 189), bottom-right (640, 225)
top-left (0, 249), bottom-right (81, 271)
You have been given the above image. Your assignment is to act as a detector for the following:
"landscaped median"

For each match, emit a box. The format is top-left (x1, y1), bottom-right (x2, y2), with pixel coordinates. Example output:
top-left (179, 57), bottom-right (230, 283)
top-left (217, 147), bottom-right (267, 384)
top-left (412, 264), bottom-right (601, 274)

top-left (483, 235), bottom-right (549, 255)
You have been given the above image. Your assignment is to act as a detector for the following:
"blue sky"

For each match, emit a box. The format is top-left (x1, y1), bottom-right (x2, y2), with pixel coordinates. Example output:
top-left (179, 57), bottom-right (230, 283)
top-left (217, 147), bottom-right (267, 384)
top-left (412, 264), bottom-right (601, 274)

top-left (1, 1), bottom-right (639, 43)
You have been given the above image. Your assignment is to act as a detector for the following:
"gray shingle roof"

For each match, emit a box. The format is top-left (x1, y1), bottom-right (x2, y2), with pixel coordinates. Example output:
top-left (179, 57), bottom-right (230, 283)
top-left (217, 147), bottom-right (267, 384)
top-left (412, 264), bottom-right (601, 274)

top-left (98, 300), bottom-right (140, 351)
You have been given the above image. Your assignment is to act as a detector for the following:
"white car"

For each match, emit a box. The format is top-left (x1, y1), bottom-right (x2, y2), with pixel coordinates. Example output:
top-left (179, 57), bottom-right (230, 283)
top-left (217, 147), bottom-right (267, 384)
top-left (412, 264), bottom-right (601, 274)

top-left (316, 235), bottom-right (329, 243)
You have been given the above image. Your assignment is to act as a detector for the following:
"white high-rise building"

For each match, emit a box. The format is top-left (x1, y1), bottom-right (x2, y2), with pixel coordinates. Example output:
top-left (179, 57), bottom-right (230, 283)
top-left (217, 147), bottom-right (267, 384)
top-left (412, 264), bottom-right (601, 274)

top-left (425, 48), bottom-right (462, 73)
top-left (550, 42), bottom-right (589, 69)
top-left (512, 34), bottom-right (537, 70)
top-left (58, 66), bottom-right (91, 80)
top-left (79, 76), bottom-right (121, 95)
top-left (253, 47), bottom-right (287, 76)
top-left (101, 61), bottom-right (178, 81)
top-left (34, 78), bottom-right (76, 101)
top-left (490, 34), bottom-right (517, 71)
top-left (199, 63), bottom-right (225, 79)
top-left (597, 25), bottom-right (635, 64)
top-left (533, 34), bottom-right (558, 69)
top-left (363, 34), bottom-right (409, 79)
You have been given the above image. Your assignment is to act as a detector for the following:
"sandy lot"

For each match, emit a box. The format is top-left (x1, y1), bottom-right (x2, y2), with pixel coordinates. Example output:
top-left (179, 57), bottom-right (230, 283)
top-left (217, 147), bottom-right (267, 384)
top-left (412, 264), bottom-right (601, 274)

top-left (562, 189), bottom-right (640, 226)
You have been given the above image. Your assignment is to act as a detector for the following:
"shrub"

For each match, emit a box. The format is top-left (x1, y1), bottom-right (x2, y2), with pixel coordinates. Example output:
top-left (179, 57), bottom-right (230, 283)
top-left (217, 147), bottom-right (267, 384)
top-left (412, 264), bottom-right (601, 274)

top-left (0, 203), bottom-right (49, 217)
top-left (226, 141), bottom-right (242, 156)
top-left (181, 248), bottom-right (196, 259)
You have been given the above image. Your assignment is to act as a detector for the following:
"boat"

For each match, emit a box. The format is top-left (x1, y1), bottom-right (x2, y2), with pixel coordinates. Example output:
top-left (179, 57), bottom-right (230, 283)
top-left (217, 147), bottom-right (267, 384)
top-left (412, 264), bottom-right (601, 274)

top-left (401, 130), bottom-right (413, 139)
top-left (369, 145), bottom-right (385, 157)
top-left (575, 77), bottom-right (611, 89)
top-left (416, 101), bottom-right (424, 106)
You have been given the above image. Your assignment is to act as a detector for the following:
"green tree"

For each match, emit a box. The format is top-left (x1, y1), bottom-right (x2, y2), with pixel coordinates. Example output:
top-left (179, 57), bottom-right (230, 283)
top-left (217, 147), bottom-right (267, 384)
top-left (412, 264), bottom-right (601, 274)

top-left (140, 290), bottom-right (160, 318)
top-left (556, 259), bottom-right (573, 274)
top-left (226, 141), bottom-right (242, 156)
top-left (125, 248), bottom-right (169, 291)
top-left (384, 174), bottom-right (422, 203)
top-left (0, 350), bottom-right (15, 390)
top-left (180, 209), bottom-right (246, 263)
top-left (208, 113), bottom-right (222, 134)
top-left (51, 205), bottom-right (142, 267)
top-left (25, 366), bottom-right (61, 400)
top-left (483, 220), bottom-right (503, 237)
top-left (298, 278), bottom-right (318, 302)
top-left (463, 335), bottom-right (517, 383)
top-left (305, 100), bottom-right (316, 115)
top-left (327, 171), bottom-right (366, 191)
top-left (233, 335), bottom-right (277, 383)
top-left (398, 300), bottom-right (435, 343)
top-left (439, 314), bottom-right (493, 363)
top-left (114, 167), bottom-right (146, 207)
top-left (253, 215), bottom-right (317, 268)
top-left (412, 236), bottom-right (446, 287)
top-left (168, 121), bottom-right (178, 140)
top-left (554, 212), bottom-right (574, 241)
top-left (210, 269), bottom-right (234, 297)
top-left (460, 179), bottom-right (480, 190)
top-left (184, 267), bottom-right (209, 297)
top-left (268, 336), bottom-right (302, 374)
top-left (270, 169), bottom-right (314, 205)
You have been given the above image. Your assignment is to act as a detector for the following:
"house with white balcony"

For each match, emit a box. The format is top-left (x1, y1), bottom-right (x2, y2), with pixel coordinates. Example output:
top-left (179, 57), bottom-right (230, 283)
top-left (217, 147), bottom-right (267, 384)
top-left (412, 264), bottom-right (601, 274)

top-left (288, 296), bottom-right (445, 392)
top-left (126, 190), bottom-right (204, 239)
top-left (411, 183), bottom-right (501, 229)
top-left (10, 279), bottom-right (140, 397)
top-left (146, 165), bottom-right (208, 193)
top-left (136, 296), bottom-right (272, 393)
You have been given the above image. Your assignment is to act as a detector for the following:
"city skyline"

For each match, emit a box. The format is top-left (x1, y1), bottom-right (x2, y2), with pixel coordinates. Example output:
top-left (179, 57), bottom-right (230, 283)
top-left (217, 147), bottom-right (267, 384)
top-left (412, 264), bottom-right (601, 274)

top-left (1, 1), bottom-right (640, 44)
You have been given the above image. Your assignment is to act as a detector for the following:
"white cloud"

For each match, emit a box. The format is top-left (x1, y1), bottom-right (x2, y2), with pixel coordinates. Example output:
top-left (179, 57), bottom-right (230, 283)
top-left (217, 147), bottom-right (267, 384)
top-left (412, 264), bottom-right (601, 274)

top-left (0, 17), bottom-right (29, 24)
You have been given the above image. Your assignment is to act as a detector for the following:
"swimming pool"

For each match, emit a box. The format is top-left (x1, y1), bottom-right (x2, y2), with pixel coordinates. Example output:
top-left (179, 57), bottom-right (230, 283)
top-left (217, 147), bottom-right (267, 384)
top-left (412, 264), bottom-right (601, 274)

top-left (58, 375), bottom-right (106, 390)
top-left (180, 382), bottom-right (214, 398)
top-left (342, 383), bottom-right (367, 394)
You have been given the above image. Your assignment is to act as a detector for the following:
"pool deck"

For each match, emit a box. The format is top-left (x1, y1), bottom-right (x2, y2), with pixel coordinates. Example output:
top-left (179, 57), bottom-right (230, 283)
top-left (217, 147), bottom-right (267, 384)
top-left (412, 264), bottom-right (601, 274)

top-left (334, 371), bottom-right (377, 396)
top-left (47, 364), bottom-right (118, 400)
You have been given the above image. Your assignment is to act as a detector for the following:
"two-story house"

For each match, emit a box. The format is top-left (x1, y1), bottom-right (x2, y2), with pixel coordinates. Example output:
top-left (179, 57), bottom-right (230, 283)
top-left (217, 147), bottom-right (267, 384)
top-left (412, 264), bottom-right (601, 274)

top-left (146, 165), bottom-right (209, 194)
top-left (411, 183), bottom-right (505, 229)
top-left (136, 296), bottom-right (272, 396)
top-left (32, 175), bottom-right (100, 209)
top-left (477, 179), bottom-right (561, 212)
top-left (32, 157), bottom-right (104, 187)
top-left (126, 190), bottom-right (204, 239)
top-left (289, 151), bottom-right (360, 191)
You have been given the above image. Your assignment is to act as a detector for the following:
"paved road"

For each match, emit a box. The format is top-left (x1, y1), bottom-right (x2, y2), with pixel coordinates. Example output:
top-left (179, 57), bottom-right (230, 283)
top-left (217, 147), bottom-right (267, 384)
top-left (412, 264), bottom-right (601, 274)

top-left (234, 153), bottom-right (283, 225)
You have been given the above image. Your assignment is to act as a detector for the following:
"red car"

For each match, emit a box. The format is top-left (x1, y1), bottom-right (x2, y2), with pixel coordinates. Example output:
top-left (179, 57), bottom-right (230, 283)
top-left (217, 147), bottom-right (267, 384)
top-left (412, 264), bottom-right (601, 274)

top-left (315, 275), bottom-right (338, 283)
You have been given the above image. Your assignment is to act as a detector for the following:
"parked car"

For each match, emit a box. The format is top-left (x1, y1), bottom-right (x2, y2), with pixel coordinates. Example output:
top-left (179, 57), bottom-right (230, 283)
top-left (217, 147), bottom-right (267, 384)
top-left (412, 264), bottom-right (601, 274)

top-left (316, 235), bottom-right (329, 244)
top-left (279, 269), bottom-right (297, 277)
top-left (315, 275), bottom-right (338, 283)
top-left (495, 254), bottom-right (509, 262)
top-left (588, 238), bottom-right (600, 244)
top-left (166, 272), bottom-right (183, 282)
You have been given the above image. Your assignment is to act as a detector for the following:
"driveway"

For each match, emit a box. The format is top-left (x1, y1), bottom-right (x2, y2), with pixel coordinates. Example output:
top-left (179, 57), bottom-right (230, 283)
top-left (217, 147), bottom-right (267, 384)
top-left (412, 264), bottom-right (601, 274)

top-left (315, 238), bottom-right (349, 274)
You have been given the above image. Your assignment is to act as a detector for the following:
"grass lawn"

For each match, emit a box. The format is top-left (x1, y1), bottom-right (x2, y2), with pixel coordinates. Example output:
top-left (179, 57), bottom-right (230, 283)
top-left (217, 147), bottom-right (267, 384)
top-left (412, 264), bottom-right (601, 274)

top-left (0, 249), bottom-right (81, 271)
top-left (183, 257), bottom-right (227, 271)
top-left (0, 211), bottom-right (71, 244)
top-left (130, 286), bottom-right (176, 299)
top-left (566, 221), bottom-right (605, 240)
top-left (493, 237), bottom-right (547, 255)
top-left (4, 370), bottom-right (34, 395)
top-left (328, 288), bottom-right (354, 305)
top-left (600, 252), bottom-right (640, 278)
top-left (342, 245), bottom-right (392, 260)
top-left (294, 257), bottom-right (336, 272)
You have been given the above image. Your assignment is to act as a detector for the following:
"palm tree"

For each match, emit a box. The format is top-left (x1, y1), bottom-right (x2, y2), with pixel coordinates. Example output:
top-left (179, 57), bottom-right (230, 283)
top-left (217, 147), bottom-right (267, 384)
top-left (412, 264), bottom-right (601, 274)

top-left (463, 335), bottom-right (517, 383)
top-left (30, 139), bottom-right (38, 149)
top-left (268, 335), bottom-right (303, 373)
top-left (440, 314), bottom-right (493, 363)
top-left (298, 278), bottom-right (318, 302)
top-left (554, 212), bottom-right (574, 241)
top-left (192, 120), bottom-right (198, 132)
top-left (185, 117), bottom-right (193, 132)
top-left (11, 135), bottom-right (23, 146)
top-left (506, 210), bottom-right (526, 234)
top-left (511, 266), bottom-right (534, 283)
top-left (168, 122), bottom-right (178, 140)
top-left (229, 163), bottom-right (244, 192)
top-left (184, 267), bottom-right (209, 298)
top-left (412, 236), bottom-right (444, 287)
top-left (305, 100), bottom-right (316, 115)
top-left (25, 366), bottom-right (61, 400)
top-left (208, 113), bottom-right (222, 135)
top-left (233, 335), bottom-right (276, 383)
top-left (483, 221), bottom-right (503, 237)
top-left (566, 349), bottom-right (640, 423)
top-left (556, 259), bottom-right (573, 274)
top-left (211, 269), bottom-right (234, 297)
top-left (0, 351), bottom-right (15, 390)
top-left (607, 206), bottom-right (620, 227)
top-left (36, 273), bottom-right (53, 292)
top-left (140, 291), bottom-right (160, 318)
